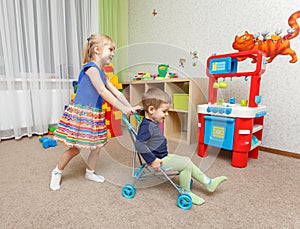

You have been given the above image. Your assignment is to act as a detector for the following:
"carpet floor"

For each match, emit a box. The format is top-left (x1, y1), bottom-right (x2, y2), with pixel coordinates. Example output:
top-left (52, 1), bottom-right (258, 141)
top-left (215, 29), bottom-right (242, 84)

top-left (0, 131), bottom-right (299, 228)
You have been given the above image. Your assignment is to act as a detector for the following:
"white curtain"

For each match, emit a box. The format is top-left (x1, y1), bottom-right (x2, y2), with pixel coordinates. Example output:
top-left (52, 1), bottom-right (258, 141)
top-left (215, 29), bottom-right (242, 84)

top-left (0, 0), bottom-right (99, 140)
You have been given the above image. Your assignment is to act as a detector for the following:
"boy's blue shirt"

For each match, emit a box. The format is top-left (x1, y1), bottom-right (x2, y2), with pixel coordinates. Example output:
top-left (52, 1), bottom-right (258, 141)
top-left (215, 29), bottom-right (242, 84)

top-left (135, 118), bottom-right (168, 164)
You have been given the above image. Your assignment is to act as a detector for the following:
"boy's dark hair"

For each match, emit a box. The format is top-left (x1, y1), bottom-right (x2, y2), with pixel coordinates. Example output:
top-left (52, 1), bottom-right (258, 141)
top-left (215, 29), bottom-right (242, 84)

top-left (142, 88), bottom-right (172, 110)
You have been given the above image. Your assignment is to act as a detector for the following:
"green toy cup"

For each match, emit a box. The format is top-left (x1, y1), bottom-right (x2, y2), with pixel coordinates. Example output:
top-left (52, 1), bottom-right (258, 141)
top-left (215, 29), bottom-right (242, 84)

top-left (158, 64), bottom-right (169, 77)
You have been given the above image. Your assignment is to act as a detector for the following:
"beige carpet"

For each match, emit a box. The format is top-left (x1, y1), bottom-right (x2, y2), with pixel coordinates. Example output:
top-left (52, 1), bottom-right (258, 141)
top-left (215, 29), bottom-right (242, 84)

top-left (0, 131), bottom-right (299, 228)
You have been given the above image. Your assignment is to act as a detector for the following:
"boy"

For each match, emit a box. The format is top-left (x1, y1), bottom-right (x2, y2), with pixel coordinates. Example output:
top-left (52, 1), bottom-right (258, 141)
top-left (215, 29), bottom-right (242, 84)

top-left (135, 88), bottom-right (227, 205)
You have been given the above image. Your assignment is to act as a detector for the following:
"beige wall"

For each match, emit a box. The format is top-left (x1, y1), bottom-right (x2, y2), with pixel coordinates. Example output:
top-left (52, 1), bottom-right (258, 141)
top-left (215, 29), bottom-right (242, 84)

top-left (127, 0), bottom-right (300, 154)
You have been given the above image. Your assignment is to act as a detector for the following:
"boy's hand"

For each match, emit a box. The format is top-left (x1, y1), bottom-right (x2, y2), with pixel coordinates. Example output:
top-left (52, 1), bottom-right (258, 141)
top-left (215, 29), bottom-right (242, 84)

top-left (150, 158), bottom-right (162, 171)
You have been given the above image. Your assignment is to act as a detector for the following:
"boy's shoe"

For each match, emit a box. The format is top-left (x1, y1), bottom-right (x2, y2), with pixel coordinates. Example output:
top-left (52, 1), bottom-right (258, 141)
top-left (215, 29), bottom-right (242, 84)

top-left (85, 171), bottom-right (105, 183)
top-left (50, 169), bottom-right (62, 191)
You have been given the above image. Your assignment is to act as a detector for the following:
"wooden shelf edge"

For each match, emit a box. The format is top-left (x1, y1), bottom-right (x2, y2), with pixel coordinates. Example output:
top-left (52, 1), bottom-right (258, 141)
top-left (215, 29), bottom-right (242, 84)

top-left (169, 108), bottom-right (188, 113)
top-left (259, 146), bottom-right (300, 159)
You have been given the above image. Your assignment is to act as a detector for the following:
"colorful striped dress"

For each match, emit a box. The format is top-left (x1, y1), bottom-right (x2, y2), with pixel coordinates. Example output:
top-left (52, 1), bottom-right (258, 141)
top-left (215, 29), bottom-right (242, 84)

top-left (54, 62), bottom-right (108, 150)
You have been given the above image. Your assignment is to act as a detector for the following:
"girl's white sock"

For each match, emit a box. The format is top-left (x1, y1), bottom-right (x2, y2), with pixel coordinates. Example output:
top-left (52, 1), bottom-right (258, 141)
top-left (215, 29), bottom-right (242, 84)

top-left (86, 168), bottom-right (95, 174)
top-left (85, 168), bottom-right (105, 183)
top-left (50, 165), bottom-right (63, 191)
top-left (54, 165), bottom-right (63, 174)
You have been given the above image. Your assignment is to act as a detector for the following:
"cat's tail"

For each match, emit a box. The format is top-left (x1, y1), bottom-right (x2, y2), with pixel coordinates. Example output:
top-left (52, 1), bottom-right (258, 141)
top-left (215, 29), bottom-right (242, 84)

top-left (287, 11), bottom-right (300, 40)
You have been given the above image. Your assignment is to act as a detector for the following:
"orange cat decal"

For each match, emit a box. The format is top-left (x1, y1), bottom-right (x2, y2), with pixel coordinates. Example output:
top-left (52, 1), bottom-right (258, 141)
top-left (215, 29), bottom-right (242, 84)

top-left (232, 11), bottom-right (300, 63)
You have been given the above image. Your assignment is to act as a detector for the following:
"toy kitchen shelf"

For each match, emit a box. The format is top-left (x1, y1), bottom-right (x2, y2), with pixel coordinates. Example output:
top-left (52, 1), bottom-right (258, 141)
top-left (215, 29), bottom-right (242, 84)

top-left (122, 78), bottom-right (208, 145)
top-left (198, 50), bottom-right (267, 168)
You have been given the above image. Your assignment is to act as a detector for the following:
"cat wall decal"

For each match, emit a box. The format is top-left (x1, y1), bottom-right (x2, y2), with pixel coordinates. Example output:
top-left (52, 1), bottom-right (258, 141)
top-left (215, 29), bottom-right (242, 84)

top-left (232, 11), bottom-right (300, 63)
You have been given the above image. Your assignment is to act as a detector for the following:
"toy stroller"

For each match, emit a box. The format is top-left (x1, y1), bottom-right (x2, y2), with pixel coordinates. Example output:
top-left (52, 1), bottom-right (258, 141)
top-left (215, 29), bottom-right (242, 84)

top-left (121, 113), bottom-right (193, 210)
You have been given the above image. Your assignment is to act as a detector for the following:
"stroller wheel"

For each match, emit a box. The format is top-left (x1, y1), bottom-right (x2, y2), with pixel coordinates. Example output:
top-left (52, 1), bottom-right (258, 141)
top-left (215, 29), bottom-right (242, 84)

top-left (177, 193), bottom-right (192, 210)
top-left (122, 184), bottom-right (136, 199)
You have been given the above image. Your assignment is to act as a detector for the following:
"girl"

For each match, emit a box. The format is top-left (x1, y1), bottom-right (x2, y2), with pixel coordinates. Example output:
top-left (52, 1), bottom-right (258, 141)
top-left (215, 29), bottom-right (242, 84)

top-left (50, 34), bottom-right (140, 191)
top-left (135, 88), bottom-right (227, 205)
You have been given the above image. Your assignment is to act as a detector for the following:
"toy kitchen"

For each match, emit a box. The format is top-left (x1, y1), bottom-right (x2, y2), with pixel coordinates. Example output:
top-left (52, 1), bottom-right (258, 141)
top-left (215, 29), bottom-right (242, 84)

top-left (197, 50), bottom-right (267, 168)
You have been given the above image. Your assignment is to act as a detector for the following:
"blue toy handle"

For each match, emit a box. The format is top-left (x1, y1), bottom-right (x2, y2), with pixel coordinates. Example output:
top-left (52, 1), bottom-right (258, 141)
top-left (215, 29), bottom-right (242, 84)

top-left (133, 112), bottom-right (141, 122)
top-left (122, 114), bottom-right (132, 129)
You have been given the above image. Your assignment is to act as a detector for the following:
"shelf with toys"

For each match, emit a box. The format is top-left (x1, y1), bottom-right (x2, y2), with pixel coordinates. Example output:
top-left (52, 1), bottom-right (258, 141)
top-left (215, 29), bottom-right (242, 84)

top-left (122, 65), bottom-right (208, 145)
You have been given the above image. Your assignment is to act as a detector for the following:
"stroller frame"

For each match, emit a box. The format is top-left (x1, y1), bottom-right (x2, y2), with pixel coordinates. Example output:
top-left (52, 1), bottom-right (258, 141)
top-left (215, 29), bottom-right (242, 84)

top-left (121, 113), bottom-right (193, 210)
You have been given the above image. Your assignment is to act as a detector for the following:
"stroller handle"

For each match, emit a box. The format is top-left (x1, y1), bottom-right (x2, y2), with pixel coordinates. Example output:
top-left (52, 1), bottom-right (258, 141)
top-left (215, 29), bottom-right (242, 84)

top-left (133, 112), bottom-right (141, 122)
top-left (122, 114), bottom-right (131, 129)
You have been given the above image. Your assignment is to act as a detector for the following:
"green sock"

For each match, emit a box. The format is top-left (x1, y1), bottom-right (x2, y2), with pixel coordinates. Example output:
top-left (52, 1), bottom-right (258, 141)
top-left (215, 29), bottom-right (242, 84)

top-left (204, 176), bottom-right (228, 192)
top-left (188, 192), bottom-right (205, 205)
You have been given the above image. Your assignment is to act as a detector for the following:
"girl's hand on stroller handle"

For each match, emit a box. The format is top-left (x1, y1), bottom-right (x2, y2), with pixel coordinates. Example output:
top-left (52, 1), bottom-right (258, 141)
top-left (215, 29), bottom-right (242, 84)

top-left (130, 106), bottom-right (143, 119)
top-left (122, 107), bottom-right (144, 127)
top-left (131, 106), bottom-right (142, 115)
top-left (132, 105), bottom-right (142, 111)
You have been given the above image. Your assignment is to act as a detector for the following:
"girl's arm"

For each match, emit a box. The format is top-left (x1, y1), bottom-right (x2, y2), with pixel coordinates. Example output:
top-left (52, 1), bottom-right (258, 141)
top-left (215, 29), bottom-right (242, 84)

top-left (106, 81), bottom-right (131, 107)
top-left (86, 67), bottom-right (133, 115)
top-left (106, 76), bottom-right (141, 111)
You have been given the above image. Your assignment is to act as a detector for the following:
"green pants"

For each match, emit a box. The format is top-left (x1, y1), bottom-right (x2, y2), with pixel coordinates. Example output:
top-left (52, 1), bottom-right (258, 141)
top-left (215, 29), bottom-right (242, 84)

top-left (162, 154), bottom-right (208, 191)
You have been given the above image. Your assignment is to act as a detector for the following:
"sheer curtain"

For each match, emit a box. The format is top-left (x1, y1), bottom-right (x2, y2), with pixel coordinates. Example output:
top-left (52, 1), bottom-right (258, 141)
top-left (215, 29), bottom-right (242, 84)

top-left (0, 0), bottom-right (99, 140)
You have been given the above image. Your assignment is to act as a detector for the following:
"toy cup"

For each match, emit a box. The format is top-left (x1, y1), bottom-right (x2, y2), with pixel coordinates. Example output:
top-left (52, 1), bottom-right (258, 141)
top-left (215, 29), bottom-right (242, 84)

top-left (219, 81), bottom-right (227, 88)
top-left (213, 82), bottom-right (219, 88)
top-left (217, 99), bottom-right (224, 105)
top-left (255, 95), bottom-right (262, 104)
top-left (158, 64), bottom-right (169, 77)
top-left (240, 99), bottom-right (248, 107)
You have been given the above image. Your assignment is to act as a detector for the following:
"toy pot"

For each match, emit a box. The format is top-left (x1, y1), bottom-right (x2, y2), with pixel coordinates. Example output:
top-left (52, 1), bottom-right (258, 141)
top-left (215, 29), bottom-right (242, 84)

top-left (228, 97), bottom-right (235, 104)
top-left (158, 64), bottom-right (169, 77)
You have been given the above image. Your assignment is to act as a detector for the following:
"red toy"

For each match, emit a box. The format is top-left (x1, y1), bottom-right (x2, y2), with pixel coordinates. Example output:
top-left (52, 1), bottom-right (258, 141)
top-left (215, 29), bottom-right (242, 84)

top-left (198, 50), bottom-right (267, 168)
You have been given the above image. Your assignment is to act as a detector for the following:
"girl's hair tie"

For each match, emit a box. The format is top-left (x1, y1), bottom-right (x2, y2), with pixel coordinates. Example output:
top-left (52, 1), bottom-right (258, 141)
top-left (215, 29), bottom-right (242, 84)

top-left (87, 37), bottom-right (91, 42)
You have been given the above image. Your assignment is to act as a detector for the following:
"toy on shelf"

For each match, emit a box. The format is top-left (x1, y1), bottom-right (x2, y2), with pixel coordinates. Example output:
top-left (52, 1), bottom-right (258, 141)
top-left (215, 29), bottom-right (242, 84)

top-left (156, 64), bottom-right (169, 80)
top-left (158, 64), bottom-right (169, 77)
top-left (132, 64), bottom-right (178, 81)
top-left (168, 72), bottom-right (178, 78)
top-left (197, 50), bottom-right (267, 168)
top-left (39, 137), bottom-right (57, 149)
top-left (133, 72), bottom-right (155, 81)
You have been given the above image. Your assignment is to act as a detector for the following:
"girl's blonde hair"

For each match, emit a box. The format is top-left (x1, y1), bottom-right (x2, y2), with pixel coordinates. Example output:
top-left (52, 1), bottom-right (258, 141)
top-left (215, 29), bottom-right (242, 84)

top-left (82, 34), bottom-right (115, 66)
top-left (142, 88), bottom-right (172, 110)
